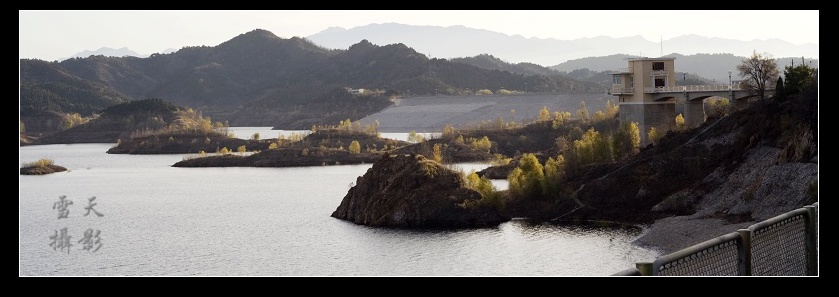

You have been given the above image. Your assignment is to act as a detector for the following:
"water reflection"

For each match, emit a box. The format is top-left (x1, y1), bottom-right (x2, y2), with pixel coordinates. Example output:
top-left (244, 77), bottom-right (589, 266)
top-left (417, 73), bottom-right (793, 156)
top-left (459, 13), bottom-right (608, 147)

top-left (19, 138), bottom-right (658, 276)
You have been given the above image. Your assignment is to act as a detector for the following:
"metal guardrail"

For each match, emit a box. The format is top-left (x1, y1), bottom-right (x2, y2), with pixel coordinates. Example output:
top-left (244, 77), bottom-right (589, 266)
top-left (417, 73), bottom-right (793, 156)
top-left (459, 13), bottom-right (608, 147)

top-left (606, 87), bottom-right (634, 95)
top-left (606, 85), bottom-right (777, 95)
top-left (645, 85), bottom-right (742, 93)
top-left (613, 202), bottom-right (818, 276)
top-left (606, 84), bottom-right (745, 95)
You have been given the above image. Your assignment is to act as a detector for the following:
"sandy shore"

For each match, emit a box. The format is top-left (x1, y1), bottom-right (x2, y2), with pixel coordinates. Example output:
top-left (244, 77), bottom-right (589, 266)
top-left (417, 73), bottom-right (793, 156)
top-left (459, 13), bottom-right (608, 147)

top-left (631, 216), bottom-right (754, 255)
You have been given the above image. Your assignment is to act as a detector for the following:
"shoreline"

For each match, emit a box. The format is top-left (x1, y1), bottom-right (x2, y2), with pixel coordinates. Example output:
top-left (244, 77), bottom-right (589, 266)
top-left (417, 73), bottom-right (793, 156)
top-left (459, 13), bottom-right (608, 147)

top-left (631, 215), bottom-right (754, 256)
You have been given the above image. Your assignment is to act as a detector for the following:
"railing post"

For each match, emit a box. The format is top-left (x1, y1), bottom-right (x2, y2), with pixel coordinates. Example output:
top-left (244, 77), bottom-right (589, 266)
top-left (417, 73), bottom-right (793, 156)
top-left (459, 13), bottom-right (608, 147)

top-left (737, 229), bottom-right (752, 276)
top-left (805, 204), bottom-right (818, 276)
top-left (636, 262), bottom-right (654, 276)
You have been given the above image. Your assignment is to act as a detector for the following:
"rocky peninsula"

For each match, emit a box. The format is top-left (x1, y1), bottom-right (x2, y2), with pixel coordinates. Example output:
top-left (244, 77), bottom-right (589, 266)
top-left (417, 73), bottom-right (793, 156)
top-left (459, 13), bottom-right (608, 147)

top-left (331, 153), bottom-right (509, 228)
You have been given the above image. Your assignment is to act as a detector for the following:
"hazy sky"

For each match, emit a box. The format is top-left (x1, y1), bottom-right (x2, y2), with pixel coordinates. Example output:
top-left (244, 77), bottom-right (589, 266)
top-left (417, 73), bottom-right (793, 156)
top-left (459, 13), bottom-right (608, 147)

top-left (19, 10), bottom-right (819, 62)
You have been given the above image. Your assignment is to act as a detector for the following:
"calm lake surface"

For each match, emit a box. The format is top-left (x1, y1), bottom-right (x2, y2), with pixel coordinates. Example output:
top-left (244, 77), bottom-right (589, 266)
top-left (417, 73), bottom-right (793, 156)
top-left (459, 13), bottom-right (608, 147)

top-left (19, 128), bottom-right (659, 276)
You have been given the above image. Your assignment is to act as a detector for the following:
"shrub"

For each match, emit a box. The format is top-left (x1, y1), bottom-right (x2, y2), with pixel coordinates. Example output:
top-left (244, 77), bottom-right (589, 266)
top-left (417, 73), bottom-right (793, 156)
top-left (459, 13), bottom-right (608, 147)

top-left (577, 101), bottom-right (590, 122)
top-left (454, 135), bottom-right (465, 145)
top-left (491, 154), bottom-right (511, 166)
top-left (407, 130), bottom-right (426, 143)
top-left (648, 127), bottom-right (662, 145)
top-left (468, 136), bottom-right (492, 153)
top-left (22, 158), bottom-right (54, 168)
top-left (573, 128), bottom-right (612, 165)
top-left (442, 124), bottom-right (457, 139)
top-left (611, 121), bottom-right (641, 160)
top-left (543, 155), bottom-right (566, 198)
top-left (538, 106), bottom-right (551, 121)
top-left (432, 143), bottom-right (443, 163)
top-left (552, 111), bottom-right (571, 129)
top-left (707, 97), bottom-right (731, 118)
top-left (675, 113), bottom-right (686, 131)
top-left (508, 153), bottom-right (545, 199)
top-left (349, 140), bottom-right (361, 154)
top-left (465, 170), bottom-right (505, 210)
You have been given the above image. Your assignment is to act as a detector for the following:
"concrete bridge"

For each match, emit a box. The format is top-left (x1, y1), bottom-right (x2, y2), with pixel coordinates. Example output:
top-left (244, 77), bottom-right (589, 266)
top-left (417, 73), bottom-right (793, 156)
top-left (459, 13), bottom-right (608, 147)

top-left (638, 84), bottom-right (775, 128)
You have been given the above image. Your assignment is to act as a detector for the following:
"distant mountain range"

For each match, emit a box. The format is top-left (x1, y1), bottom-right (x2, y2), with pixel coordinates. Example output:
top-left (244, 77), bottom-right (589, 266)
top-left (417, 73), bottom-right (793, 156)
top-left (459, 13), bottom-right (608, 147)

top-left (305, 23), bottom-right (818, 67)
top-left (68, 23), bottom-right (817, 83)
top-left (67, 23), bottom-right (818, 69)
top-left (63, 47), bottom-right (177, 61)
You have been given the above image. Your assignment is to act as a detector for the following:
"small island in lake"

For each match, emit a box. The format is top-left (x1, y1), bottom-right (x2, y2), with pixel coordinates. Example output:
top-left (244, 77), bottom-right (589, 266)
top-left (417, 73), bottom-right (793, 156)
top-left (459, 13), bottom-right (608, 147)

top-left (172, 120), bottom-right (496, 168)
top-left (20, 158), bottom-right (67, 175)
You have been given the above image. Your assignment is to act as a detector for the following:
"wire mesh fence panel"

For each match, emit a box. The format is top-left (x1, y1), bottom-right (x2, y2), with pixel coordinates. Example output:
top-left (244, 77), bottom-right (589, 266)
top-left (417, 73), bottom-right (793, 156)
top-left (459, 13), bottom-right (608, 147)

top-left (750, 213), bottom-right (809, 276)
top-left (654, 232), bottom-right (743, 276)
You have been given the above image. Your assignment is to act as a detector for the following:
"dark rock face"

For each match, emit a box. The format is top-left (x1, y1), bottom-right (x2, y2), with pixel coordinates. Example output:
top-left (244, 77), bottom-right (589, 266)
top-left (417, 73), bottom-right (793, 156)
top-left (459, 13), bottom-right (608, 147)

top-left (331, 154), bottom-right (509, 228)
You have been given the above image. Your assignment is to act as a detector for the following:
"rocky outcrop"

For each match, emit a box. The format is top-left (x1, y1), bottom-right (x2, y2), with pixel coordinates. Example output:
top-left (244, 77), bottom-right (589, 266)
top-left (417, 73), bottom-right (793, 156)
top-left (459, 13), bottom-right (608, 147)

top-left (778, 123), bottom-right (817, 164)
top-left (331, 154), bottom-right (509, 228)
top-left (108, 134), bottom-right (271, 155)
top-left (173, 147), bottom-right (383, 167)
top-left (686, 145), bottom-right (817, 221)
top-left (20, 164), bottom-right (67, 175)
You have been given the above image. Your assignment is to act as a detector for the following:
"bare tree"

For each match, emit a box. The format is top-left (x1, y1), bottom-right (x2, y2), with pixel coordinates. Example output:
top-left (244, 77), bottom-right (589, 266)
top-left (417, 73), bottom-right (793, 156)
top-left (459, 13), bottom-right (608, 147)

top-left (736, 51), bottom-right (780, 100)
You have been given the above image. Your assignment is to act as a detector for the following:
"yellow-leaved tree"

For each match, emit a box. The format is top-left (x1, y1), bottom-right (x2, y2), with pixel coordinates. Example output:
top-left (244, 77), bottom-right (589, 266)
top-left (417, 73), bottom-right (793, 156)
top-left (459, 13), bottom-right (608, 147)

top-left (349, 140), bottom-right (361, 154)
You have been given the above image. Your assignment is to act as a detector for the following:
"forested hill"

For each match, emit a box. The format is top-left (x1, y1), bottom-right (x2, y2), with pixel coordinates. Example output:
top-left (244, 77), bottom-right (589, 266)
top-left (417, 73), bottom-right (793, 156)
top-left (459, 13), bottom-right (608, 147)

top-left (20, 28), bottom-right (600, 129)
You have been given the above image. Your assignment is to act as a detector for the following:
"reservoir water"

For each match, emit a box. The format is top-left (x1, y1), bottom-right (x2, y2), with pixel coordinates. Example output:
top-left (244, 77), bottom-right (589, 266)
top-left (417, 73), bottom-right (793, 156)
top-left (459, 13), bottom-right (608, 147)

top-left (19, 128), bottom-right (659, 276)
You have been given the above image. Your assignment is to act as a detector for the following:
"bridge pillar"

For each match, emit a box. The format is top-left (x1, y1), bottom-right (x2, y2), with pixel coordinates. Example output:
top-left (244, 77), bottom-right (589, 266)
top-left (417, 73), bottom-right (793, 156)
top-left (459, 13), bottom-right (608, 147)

top-left (619, 102), bottom-right (676, 146)
top-left (733, 98), bottom-right (750, 112)
top-left (683, 100), bottom-right (706, 128)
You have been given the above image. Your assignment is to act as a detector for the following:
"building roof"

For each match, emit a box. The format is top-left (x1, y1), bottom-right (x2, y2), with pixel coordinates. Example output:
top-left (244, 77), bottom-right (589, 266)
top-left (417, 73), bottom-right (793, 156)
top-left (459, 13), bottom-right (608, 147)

top-left (625, 57), bottom-right (677, 61)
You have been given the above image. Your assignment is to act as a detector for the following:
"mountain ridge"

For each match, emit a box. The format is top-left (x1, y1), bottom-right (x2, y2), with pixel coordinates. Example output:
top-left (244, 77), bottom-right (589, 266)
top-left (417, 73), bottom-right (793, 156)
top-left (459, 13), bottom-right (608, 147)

top-left (20, 28), bottom-right (598, 133)
top-left (305, 23), bottom-right (818, 66)
top-left (58, 23), bottom-right (818, 68)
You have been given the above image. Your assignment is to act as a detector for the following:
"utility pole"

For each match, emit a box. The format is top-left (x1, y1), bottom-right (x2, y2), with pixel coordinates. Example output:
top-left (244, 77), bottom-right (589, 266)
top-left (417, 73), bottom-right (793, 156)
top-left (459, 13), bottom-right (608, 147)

top-left (729, 70), bottom-right (733, 98)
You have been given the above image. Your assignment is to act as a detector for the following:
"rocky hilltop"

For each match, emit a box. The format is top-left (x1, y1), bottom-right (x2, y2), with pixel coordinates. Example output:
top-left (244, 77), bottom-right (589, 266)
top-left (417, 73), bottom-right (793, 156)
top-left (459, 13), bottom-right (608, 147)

top-left (330, 77), bottom-right (818, 253)
top-left (24, 98), bottom-right (181, 145)
top-left (560, 95), bottom-right (818, 224)
top-left (331, 154), bottom-right (509, 228)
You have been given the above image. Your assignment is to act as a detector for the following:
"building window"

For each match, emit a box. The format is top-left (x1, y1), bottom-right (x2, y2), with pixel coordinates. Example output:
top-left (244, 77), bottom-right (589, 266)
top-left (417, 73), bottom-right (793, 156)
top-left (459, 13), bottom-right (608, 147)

top-left (629, 76), bottom-right (634, 88)
top-left (655, 78), bottom-right (665, 87)
top-left (613, 75), bottom-right (622, 85)
top-left (653, 62), bottom-right (665, 71)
